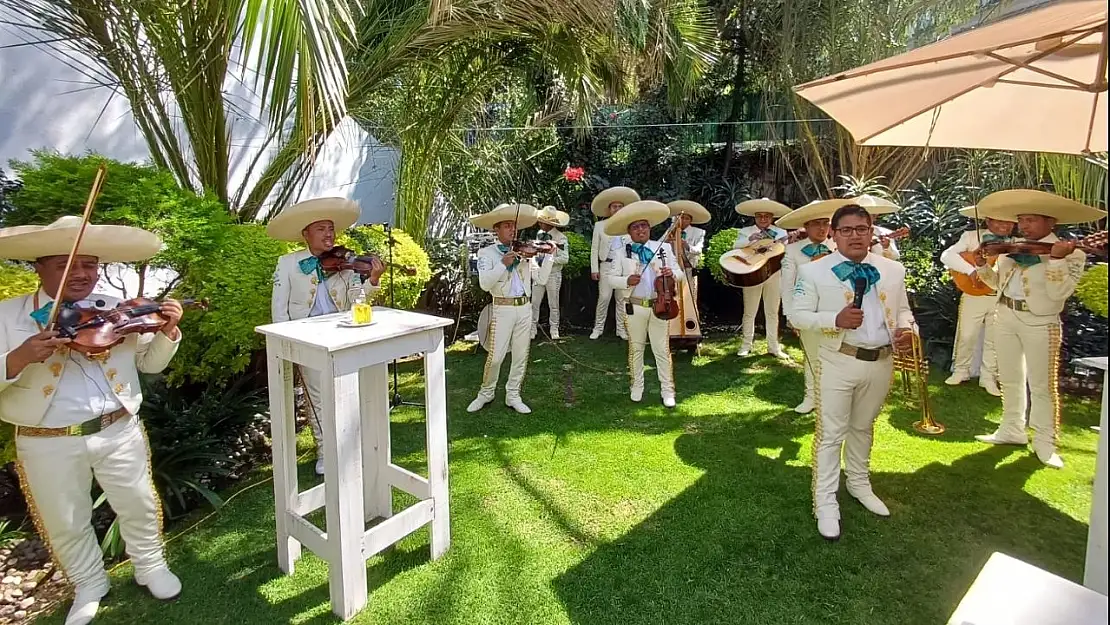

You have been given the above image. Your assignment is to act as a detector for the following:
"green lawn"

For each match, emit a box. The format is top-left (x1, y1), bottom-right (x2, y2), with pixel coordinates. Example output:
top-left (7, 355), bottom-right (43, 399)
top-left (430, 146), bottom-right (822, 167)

top-left (44, 335), bottom-right (1099, 625)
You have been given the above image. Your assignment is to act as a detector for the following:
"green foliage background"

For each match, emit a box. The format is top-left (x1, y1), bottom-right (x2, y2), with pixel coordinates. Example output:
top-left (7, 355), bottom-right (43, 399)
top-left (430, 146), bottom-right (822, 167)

top-left (706, 228), bottom-right (738, 285)
top-left (1076, 264), bottom-right (1108, 318)
top-left (337, 225), bottom-right (432, 309)
top-left (0, 263), bottom-right (37, 464)
top-left (562, 231), bottom-right (591, 280)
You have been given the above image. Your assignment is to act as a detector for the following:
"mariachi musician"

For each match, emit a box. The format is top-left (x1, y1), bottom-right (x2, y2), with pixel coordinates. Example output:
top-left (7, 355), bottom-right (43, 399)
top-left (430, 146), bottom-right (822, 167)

top-left (733, 199), bottom-right (792, 359)
top-left (530, 206), bottom-right (571, 340)
top-left (604, 200), bottom-right (685, 408)
top-left (269, 198), bottom-right (385, 475)
top-left (590, 187), bottom-right (641, 341)
top-left (939, 207), bottom-right (1015, 395)
top-left (666, 201), bottom-right (710, 300)
top-left (971, 190), bottom-right (1105, 469)
top-left (779, 199), bottom-right (839, 414)
top-left (0, 216), bottom-right (184, 625)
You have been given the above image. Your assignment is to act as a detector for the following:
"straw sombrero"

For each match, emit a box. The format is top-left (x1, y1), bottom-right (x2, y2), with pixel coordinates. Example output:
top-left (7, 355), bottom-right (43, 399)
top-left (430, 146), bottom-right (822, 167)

top-left (735, 198), bottom-right (791, 218)
top-left (604, 200), bottom-right (670, 236)
top-left (536, 206), bottom-right (570, 227)
top-left (591, 187), bottom-right (640, 217)
top-left (851, 194), bottom-right (901, 216)
top-left (958, 205), bottom-right (1017, 221)
top-left (469, 203), bottom-right (539, 230)
top-left (667, 200), bottom-right (711, 224)
top-left (776, 199), bottom-right (844, 230)
top-left (974, 190), bottom-right (1106, 225)
top-left (266, 197), bottom-right (360, 242)
top-left (0, 215), bottom-right (162, 263)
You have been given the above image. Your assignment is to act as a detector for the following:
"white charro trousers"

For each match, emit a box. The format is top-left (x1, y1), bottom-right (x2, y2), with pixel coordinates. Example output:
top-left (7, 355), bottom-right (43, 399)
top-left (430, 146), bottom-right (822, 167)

top-left (991, 305), bottom-right (1062, 455)
top-left (593, 262), bottom-right (628, 337)
top-left (951, 294), bottom-right (998, 380)
top-left (624, 304), bottom-right (675, 398)
top-left (15, 416), bottom-right (166, 593)
top-left (740, 272), bottom-right (782, 351)
top-left (531, 269), bottom-right (563, 337)
top-left (477, 303), bottom-right (532, 402)
top-left (297, 365), bottom-right (325, 453)
top-left (812, 349), bottom-right (893, 519)
top-left (799, 329), bottom-right (821, 405)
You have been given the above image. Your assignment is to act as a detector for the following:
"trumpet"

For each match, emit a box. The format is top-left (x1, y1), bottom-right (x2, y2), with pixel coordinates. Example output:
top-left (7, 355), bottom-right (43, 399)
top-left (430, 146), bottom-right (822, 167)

top-left (892, 327), bottom-right (945, 435)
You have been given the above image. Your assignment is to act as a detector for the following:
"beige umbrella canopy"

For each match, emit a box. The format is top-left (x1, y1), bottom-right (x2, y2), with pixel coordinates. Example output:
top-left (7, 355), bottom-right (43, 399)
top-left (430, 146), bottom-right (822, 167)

top-left (794, 0), bottom-right (1107, 155)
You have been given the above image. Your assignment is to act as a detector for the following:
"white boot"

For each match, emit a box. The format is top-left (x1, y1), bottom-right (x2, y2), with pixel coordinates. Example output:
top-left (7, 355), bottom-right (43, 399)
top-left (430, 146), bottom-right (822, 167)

top-left (816, 511), bottom-right (840, 541)
top-left (848, 488), bottom-right (890, 517)
top-left (135, 566), bottom-right (182, 601)
top-left (794, 397), bottom-right (815, 414)
top-left (65, 582), bottom-right (110, 625)
top-left (979, 374), bottom-right (1001, 397)
top-left (975, 431), bottom-right (1028, 446)
top-left (314, 446), bottom-right (325, 476)
top-left (467, 397), bottom-right (490, 413)
top-left (945, 372), bottom-right (969, 385)
top-left (506, 398), bottom-right (532, 414)
top-left (662, 395), bottom-right (676, 408)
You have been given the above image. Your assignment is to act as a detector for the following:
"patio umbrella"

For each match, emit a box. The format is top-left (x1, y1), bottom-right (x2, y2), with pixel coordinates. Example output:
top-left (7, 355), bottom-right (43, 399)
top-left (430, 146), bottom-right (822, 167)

top-left (793, 0), bottom-right (1107, 155)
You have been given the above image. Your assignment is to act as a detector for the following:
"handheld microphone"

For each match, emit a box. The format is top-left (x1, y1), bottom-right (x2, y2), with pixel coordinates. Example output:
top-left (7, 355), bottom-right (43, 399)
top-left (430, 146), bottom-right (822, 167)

top-left (853, 277), bottom-right (868, 309)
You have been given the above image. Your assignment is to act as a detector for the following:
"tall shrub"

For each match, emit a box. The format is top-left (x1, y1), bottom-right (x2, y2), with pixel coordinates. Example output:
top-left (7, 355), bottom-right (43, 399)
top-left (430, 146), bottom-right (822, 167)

top-left (337, 226), bottom-right (431, 309)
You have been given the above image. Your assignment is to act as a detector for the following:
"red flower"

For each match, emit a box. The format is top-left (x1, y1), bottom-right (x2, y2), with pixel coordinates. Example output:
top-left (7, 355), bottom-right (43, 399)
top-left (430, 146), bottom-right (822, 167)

top-left (563, 166), bottom-right (585, 182)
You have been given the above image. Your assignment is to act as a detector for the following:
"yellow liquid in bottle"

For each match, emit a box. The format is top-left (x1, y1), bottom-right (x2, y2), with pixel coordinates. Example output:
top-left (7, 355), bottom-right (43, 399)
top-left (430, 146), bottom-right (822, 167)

top-left (352, 303), bottom-right (373, 325)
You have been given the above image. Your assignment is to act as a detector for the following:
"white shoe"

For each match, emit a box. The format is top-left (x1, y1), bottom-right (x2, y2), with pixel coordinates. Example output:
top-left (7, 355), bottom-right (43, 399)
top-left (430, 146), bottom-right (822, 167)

top-left (817, 516), bottom-right (840, 541)
top-left (794, 398), bottom-right (815, 414)
top-left (617, 333), bottom-right (629, 341)
top-left (975, 432), bottom-right (1028, 446)
top-left (65, 582), bottom-right (109, 625)
top-left (1035, 447), bottom-right (1064, 469)
top-left (662, 395), bottom-right (676, 408)
top-left (945, 373), bottom-right (968, 386)
top-left (630, 388), bottom-right (643, 402)
top-left (737, 345), bottom-right (752, 357)
top-left (770, 349), bottom-right (792, 361)
top-left (506, 399), bottom-right (532, 414)
top-left (550, 331), bottom-right (560, 340)
top-left (314, 456), bottom-right (325, 476)
top-left (467, 397), bottom-right (490, 413)
top-left (135, 566), bottom-right (182, 601)
top-left (530, 331), bottom-right (537, 340)
top-left (980, 375), bottom-right (1001, 397)
top-left (849, 490), bottom-right (890, 517)
top-left (589, 331), bottom-right (602, 340)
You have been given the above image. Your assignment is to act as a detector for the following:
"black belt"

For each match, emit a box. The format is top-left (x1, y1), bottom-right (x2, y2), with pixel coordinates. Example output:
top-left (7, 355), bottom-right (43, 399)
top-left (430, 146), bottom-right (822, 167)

top-left (838, 344), bottom-right (892, 362)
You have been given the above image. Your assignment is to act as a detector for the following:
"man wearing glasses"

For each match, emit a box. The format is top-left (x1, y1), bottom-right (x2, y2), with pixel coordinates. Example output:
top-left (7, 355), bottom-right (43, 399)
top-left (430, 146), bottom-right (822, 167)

top-left (791, 204), bottom-right (915, 541)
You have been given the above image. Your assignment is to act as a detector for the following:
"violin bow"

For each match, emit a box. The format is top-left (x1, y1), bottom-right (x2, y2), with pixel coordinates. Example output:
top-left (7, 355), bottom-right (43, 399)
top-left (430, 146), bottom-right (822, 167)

top-left (45, 163), bottom-right (108, 331)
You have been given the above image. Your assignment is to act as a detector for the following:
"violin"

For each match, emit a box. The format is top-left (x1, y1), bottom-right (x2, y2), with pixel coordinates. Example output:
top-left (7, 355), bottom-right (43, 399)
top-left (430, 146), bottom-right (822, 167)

top-left (653, 246), bottom-right (680, 321)
top-left (870, 226), bottom-right (910, 247)
top-left (54, 298), bottom-right (209, 357)
top-left (511, 240), bottom-right (557, 258)
top-left (318, 245), bottom-right (417, 276)
top-left (978, 231), bottom-right (1107, 258)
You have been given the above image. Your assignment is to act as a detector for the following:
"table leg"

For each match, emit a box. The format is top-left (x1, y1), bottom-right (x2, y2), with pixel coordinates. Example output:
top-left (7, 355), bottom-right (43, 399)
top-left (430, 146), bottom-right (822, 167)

top-left (361, 363), bottom-right (393, 522)
top-left (1085, 369), bottom-right (1108, 595)
top-left (322, 369), bottom-right (368, 619)
top-left (424, 332), bottom-right (451, 559)
top-left (265, 351), bottom-right (301, 573)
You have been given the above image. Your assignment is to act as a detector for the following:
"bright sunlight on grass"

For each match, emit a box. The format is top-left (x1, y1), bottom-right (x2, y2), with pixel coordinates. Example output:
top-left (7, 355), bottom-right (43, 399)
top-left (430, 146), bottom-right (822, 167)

top-left (43, 335), bottom-right (1099, 625)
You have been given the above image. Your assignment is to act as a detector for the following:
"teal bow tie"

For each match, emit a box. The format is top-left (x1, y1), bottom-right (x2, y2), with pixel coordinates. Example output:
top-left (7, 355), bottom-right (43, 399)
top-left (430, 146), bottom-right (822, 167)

top-left (832, 261), bottom-right (880, 294)
top-left (298, 255), bottom-right (326, 282)
top-left (30, 300), bottom-right (75, 326)
top-left (681, 231), bottom-right (687, 240)
top-left (802, 242), bottom-right (831, 258)
top-left (628, 243), bottom-right (656, 265)
top-left (496, 244), bottom-right (520, 271)
top-left (981, 233), bottom-right (1010, 244)
top-left (750, 229), bottom-right (774, 241)
top-left (1010, 253), bottom-right (1042, 268)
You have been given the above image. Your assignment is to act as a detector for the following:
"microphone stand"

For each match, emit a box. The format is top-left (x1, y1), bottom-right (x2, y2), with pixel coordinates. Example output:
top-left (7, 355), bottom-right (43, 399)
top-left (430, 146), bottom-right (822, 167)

top-left (385, 222), bottom-right (424, 411)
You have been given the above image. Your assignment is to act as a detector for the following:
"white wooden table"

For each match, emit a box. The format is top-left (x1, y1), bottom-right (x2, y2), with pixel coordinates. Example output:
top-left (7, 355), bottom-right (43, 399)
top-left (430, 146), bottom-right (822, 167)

top-left (255, 307), bottom-right (454, 619)
top-left (947, 552), bottom-right (1108, 625)
top-left (1075, 356), bottom-right (1107, 595)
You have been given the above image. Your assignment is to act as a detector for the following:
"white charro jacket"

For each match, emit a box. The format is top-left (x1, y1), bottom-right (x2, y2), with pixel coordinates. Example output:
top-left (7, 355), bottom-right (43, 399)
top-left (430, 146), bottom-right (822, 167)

top-left (0, 290), bottom-right (180, 427)
top-left (270, 249), bottom-right (379, 322)
top-left (975, 233), bottom-right (1085, 322)
top-left (477, 243), bottom-right (535, 299)
top-left (603, 240), bottom-right (686, 298)
top-left (791, 252), bottom-right (914, 351)
top-left (781, 238), bottom-right (838, 321)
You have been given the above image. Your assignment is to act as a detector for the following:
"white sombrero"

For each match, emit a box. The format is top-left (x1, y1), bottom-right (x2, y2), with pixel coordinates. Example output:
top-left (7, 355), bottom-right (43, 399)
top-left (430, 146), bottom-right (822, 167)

top-left (266, 197), bottom-right (361, 242)
top-left (0, 215), bottom-right (162, 263)
top-left (974, 189), bottom-right (1106, 225)
top-left (536, 206), bottom-right (570, 227)
top-left (735, 198), bottom-right (791, 218)
top-left (604, 200), bottom-right (670, 236)
top-left (958, 205), bottom-right (1017, 222)
top-left (667, 200), bottom-right (711, 224)
top-left (851, 194), bottom-right (901, 216)
top-left (469, 203), bottom-right (539, 230)
top-left (775, 199), bottom-right (843, 230)
top-left (591, 186), bottom-right (641, 217)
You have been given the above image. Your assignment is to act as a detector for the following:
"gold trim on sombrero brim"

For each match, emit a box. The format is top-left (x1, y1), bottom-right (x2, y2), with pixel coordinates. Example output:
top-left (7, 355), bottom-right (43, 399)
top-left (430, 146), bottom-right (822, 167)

top-left (974, 189), bottom-right (1106, 225)
top-left (603, 200), bottom-right (670, 236)
top-left (667, 200), bottom-right (711, 224)
top-left (591, 187), bottom-right (641, 217)
top-left (0, 215), bottom-right (163, 263)
top-left (536, 206), bottom-right (570, 227)
top-left (469, 203), bottom-right (539, 230)
top-left (266, 197), bottom-right (361, 242)
top-left (735, 198), bottom-right (791, 217)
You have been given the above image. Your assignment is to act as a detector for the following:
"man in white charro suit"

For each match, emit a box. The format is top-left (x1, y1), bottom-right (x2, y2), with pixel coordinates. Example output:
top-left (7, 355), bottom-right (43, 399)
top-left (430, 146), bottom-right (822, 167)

top-left (665, 200), bottom-right (709, 301)
top-left (468, 203), bottom-right (539, 414)
top-left (939, 208), bottom-right (1015, 396)
top-left (531, 206), bottom-right (571, 340)
top-left (778, 199), bottom-right (839, 415)
top-left (792, 204), bottom-right (915, 540)
top-left (0, 216), bottom-right (185, 625)
top-left (733, 198), bottom-right (792, 359)
top-left (590, 186), bottom-right (640, 340)
top-left (269, 198), bottom-right (384, 475)
top-left (604, 200), bottom-right (685, 408)
top-left (971, 189), bottom-right (1102, 469)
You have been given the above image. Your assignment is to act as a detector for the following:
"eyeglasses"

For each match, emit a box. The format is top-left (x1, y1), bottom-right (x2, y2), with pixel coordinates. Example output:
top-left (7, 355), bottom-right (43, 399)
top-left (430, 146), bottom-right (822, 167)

top-left (834, 225), bottom-right (872, 237)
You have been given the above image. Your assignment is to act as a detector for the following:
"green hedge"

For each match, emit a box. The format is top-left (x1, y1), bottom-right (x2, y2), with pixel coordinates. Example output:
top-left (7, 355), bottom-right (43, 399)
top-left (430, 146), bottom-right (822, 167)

top-left (1077, 264), bottom-right (1108, 318)
top-left (563, 231), bottom-right (591, 279)
top-left (0, 262), bottom-right (37, 464)
top-left (337, 225), bottom-right (431, 309)
top-left (705, 228), bottom-right (737, 285)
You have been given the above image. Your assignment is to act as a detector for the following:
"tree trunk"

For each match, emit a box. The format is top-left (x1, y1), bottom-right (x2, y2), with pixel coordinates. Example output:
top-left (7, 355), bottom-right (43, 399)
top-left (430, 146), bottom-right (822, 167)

top-left (722, 17), bottom-right (748, 177)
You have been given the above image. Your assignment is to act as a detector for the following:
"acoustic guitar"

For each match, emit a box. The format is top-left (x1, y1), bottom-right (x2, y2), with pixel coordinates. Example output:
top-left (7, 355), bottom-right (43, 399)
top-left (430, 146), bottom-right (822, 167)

top-left (718, 239), bottom-right (787, 288)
